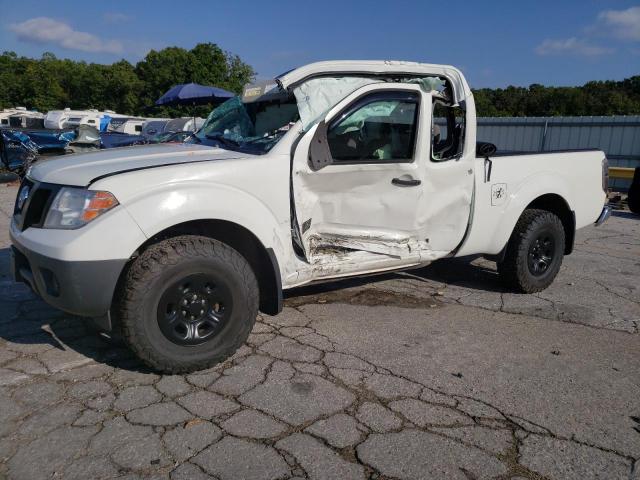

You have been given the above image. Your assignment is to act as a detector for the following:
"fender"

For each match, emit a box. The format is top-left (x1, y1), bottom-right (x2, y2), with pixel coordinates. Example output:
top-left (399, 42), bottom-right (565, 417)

top-left (123, 182), bottom-right (287, 257)
top-left (456, 171), bottom-right (573, 257)
top-left (91, 156), bottom-right (291, 266)
top-left (121, 182), bottom-right (290, 316)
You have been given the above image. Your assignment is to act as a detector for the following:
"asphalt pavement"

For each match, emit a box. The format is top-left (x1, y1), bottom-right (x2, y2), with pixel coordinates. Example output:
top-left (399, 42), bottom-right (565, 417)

top-left (0, 182), bottom-right (638, 480)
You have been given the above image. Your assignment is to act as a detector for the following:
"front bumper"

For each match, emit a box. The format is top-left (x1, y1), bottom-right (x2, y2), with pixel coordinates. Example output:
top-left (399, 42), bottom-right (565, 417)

top-left (595, 205), bottom-right (612, 226)
top-left (10, 242), bottom-right (127, 319)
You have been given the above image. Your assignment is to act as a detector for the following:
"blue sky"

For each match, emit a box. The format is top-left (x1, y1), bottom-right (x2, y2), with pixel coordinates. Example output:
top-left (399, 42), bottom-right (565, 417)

top-left (1, 0), bottom-right (639, 88)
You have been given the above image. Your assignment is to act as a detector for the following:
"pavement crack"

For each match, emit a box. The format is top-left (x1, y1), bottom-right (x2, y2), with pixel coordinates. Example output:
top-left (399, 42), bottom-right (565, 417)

top-left (594, 279), bottom-right (640, 307)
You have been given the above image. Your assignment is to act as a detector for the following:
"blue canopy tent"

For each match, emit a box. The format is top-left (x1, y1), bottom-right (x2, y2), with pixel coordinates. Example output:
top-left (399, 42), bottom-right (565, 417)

top-left (155, 83), bottom-right (234, 136)
top-left (155, 83), bottom-right (234, 107)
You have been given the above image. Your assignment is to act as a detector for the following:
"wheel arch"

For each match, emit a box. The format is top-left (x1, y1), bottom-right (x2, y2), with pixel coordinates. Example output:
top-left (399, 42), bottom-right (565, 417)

top-left (525, 194), bottom-right (575, 255)
top-left (127, 219), bottom-right (283, 316)
top-left (485, 193), bottom-right (575, 263)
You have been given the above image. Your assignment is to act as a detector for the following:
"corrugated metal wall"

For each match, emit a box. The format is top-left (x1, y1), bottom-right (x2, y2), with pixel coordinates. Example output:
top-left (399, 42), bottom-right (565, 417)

top-left (474, 116), bottom-right (640, 190)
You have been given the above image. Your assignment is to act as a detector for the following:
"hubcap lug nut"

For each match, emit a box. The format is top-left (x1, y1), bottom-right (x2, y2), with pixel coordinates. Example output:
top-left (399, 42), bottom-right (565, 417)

top-left (200, 309), bottom-right (204, 315)
top-left (181, 310), bottom-right (186, 316)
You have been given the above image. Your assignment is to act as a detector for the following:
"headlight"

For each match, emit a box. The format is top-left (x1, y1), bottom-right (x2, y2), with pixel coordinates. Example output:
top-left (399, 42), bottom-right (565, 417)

top-left (44, 188), bottom-right (119, 229)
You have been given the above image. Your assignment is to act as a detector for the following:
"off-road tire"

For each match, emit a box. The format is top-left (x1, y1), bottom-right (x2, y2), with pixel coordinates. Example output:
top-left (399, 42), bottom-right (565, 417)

top-left (497, 209), bottom-right (565, 293)
top-left (115, 235), bottom-right (258, 373)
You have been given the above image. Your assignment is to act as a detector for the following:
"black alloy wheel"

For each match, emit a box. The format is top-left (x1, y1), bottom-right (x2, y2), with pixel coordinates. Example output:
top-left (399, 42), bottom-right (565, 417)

top-left (497, 209), bottom-right (565, 293)
top-left (116, 235), bottom-right (258, 373)
top-left (527, 234), bottom-right (555, 276)
top-left (157, 274), bottom-right (232, 346)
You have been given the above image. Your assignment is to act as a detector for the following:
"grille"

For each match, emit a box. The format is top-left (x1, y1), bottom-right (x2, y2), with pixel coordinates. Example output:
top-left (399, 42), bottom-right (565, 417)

top-left (13, 179), bottom-right (60, 231)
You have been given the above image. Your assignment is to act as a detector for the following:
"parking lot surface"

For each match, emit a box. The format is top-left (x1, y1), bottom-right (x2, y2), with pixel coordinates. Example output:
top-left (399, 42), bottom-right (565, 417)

top-left (0, 182), bottom-right (638, 480)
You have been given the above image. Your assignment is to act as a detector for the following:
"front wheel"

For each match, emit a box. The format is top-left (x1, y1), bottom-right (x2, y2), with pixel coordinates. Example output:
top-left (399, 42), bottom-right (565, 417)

top-left (115, 235), bottom-right (258, 373)
top-left (497, 209), bottom-right (565, 293)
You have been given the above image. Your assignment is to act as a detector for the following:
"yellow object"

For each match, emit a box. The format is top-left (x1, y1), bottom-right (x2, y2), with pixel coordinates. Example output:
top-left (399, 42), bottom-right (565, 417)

top-left (609, 167), bottom-right (635, 180)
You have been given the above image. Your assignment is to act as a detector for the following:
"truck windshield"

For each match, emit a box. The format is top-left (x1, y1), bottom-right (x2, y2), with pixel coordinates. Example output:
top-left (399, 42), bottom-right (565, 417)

top-left (192, 96), bottom-right (299, 154)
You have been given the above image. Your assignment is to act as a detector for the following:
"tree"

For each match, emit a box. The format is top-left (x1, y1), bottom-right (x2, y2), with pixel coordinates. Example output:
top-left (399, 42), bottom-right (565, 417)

top-left (471, 77), bottom-right (640, 117)
top-left (135, 43), bottom-right (255, 117)
top-left (103, 60), bottom-right (143, 114)
top-left (0, 46), bottom-right (638, 118)
top-left (0, 44), bottom-right (255, 117)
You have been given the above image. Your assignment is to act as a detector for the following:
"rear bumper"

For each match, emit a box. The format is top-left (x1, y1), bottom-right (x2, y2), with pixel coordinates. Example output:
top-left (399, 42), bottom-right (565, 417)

top-left (594, 205), bottom-right (611, 226)
top-left (10, 242), bottom-right (126, 318)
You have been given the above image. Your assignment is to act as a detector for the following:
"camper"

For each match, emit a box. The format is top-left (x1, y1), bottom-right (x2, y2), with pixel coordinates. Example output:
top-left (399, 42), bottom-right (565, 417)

top-left (108, 117), bottom-right (147, 135)
top-left (0, 107), bottom-right (44, 129)
top-left (44, 108), bottom-right (97, 130)
top-left (43, 108), bottom-right (117, 131)
top-left (141, 119), bottom-right (170, 139)
top-left (163, 117), bottom-right (205, 134)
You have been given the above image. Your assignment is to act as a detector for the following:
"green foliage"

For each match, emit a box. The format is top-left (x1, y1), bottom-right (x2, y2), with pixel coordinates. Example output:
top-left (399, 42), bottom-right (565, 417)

top-left (0, 43), bottom-right (255, 117)
top-left (1, 46), bottom-right (638, 118)
top-left (472, 77), bottom-right (640, 117)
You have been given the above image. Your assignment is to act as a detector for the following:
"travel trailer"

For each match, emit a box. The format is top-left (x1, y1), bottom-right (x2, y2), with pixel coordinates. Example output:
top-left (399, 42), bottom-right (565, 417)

top-left (44, 108), bottom-right (97, 130)
top-left (0, 107), bottom-right (44, 129)
top-left (43, 108), bottom-right (121, 131)
top-left (108, 117), bottom-right (147, 135)
top-left (141, 119), bottom-right (171, 139)
top-left (163, 117), bottom-right (205, 133)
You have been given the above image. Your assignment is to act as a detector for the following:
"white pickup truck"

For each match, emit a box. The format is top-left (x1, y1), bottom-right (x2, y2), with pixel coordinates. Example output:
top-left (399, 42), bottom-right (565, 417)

top-left (10, 61), bottom-right (610, 373)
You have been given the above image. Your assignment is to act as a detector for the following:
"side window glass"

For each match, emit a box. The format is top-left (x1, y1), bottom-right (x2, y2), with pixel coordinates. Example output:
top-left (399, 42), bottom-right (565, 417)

top-left (327, 92), bottom-right (419, 163)
top-left (432, 102), bottom-right (465, 162)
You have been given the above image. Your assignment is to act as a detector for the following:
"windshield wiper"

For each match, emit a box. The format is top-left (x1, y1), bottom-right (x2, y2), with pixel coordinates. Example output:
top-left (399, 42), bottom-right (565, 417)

top-left (205, 133), bottom-right (241, 147)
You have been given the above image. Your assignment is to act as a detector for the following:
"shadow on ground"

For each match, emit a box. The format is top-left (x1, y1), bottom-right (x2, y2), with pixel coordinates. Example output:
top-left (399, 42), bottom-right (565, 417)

top-left (1, 244), bottom-right (507, 373)
top-left (612, 210), bottom-right (639, 220)
top-left (285, 255), bottom-right (507, 305)
top-left (1, 248), bottom-right (151, 373)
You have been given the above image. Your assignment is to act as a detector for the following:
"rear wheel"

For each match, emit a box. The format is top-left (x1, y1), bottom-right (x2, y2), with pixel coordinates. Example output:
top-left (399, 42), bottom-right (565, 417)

top-left (115, 235), bottom-right (258, 373)
top-left (497, 209), bottom-right (565, 293)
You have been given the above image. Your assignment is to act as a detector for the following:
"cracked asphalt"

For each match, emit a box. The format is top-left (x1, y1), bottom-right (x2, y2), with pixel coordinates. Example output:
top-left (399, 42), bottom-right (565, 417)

top-left (0, 182), bottom-right (639, 480)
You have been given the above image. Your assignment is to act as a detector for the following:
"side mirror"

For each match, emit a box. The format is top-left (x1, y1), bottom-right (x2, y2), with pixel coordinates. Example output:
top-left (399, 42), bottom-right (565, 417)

top-left (477, 142), bottom-right (497, 183)
top-left (476, 141), bottom-right (496, 158)
top-left (308, 120), bottom-right (333, 171)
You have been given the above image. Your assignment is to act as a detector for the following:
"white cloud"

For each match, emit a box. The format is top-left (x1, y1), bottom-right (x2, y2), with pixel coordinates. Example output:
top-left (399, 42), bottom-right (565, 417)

top-left (535, 37), bottom-right (613, 57)
top-left (598, 6), bottom-right (640, 41)
top-left (103, 12), bottom-right (132, 24)
top-left (535, 7), bottom-right (640, 58)
top-left (9, 17), bottom-right (123, 54)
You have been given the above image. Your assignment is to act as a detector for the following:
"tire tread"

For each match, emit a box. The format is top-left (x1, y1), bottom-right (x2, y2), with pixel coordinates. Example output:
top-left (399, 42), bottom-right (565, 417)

top-left (498, 209), bottom-right (565, 293)
top-left (115, 235), bottom-right (258, 374)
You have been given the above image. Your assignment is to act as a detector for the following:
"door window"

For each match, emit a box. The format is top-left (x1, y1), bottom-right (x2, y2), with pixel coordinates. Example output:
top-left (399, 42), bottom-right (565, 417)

top-left (327, 91), bottom-right (419, 163)
top-left (432, 101), bottom-right (465, 161)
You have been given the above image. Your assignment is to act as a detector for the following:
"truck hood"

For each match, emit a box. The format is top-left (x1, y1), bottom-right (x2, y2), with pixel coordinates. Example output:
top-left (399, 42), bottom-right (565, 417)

top-left (29, 143), bottom-right (249, 186)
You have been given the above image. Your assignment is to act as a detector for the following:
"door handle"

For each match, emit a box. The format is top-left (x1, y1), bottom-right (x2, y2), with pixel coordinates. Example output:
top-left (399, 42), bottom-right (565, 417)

top-left (392, 177), bottom-right (421, 187)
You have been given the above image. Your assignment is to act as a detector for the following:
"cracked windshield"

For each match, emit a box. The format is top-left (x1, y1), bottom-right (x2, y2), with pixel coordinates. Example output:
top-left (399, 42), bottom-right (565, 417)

top-left (192, 91), bottom-right (299, 154)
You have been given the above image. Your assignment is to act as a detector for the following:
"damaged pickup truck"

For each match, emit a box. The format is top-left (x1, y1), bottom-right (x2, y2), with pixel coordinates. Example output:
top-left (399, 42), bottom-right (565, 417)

top-left (10, 61), bottom-right (610, 372)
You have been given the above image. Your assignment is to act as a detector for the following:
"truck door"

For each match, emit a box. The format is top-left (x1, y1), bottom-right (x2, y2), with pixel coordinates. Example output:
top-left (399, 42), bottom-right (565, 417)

top-left (291, 82), bottom-right (475, 270)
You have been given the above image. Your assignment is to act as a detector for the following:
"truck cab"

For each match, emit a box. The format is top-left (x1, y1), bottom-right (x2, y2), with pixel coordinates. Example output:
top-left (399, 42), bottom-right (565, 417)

top-left (10, 61), bottom-right (609, 373)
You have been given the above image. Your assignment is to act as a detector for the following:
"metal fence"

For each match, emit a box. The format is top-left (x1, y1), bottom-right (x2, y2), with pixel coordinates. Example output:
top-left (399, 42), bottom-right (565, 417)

top-left (473, 116), bottom-right (640, 190)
